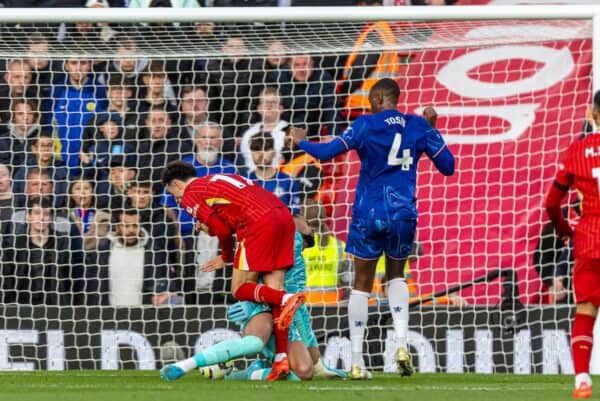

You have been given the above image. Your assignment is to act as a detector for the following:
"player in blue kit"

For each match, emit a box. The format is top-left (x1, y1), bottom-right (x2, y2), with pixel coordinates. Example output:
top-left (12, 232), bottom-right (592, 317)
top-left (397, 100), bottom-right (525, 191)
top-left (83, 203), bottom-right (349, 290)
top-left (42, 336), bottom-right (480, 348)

top-left (290, 78), bottom-right (455, 379)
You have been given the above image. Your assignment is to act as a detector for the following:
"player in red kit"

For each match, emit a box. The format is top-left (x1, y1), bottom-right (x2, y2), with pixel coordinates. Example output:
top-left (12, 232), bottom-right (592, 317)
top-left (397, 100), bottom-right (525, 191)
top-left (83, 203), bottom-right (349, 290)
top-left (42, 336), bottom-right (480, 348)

top-left (545, 91), bottom-right (600, 399)
top-left (161, 161), bottom-right (305, 380)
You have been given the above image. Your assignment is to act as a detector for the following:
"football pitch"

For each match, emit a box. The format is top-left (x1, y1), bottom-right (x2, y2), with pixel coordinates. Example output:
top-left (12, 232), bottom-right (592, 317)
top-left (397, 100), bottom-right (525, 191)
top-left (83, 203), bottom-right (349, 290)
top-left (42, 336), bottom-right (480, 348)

top-left (0, 371), bottom-right (589, 401)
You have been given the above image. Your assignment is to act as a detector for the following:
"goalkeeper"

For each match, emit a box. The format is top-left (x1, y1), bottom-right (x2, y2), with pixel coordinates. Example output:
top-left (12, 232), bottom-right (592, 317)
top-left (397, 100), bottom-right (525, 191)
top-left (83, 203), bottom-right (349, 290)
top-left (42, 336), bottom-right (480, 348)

top-left (201, 232), bottom-right (346, 381)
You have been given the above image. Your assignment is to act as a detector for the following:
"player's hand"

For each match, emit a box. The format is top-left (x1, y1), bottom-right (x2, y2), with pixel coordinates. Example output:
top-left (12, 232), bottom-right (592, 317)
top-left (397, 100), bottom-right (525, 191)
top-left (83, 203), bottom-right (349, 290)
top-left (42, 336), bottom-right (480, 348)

top-left (227, 301), bottom-right (255, 325)
top-left (289, 126), bottom-right (308, 145)
top-left (151, 292), bottom-right (172, 306)
top-left (200, 255), bottom-right (225, 272)
top-left (549, 277), bottom-right (568, 302)
top-left (423, 107), bottom-right (438, 129)
top-left (195, 222), bottom-right (209, 233)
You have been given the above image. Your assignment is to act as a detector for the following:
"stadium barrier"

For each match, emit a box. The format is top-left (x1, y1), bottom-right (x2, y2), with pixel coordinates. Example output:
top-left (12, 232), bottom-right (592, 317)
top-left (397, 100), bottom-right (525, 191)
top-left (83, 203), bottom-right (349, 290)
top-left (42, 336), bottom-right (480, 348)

top-left (0, 304), bottom-right (579, 374)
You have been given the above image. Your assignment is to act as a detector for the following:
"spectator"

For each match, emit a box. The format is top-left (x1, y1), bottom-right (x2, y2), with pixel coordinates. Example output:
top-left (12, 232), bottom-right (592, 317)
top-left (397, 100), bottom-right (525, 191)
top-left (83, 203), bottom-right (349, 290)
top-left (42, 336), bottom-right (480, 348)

top-left (270, 54), bottom-right (338, 137)
top-left (80, 112), bottom-right (136, 180)
top-left (137, 60), bottom-right (178, 121)
top-left (100, 73), bottom-right (139, 140)
top-left (0, 59), bottom-right (37, 125)
top-left (126, 177), bottom-right (177, 252)
top-left (108, 35), bottom-right (147, 96)
top-left (240, 86), bottom-right (288, 172)
top-left (0, 163), bottom-right (14, 232)
top-left (84, 206), bottom-right (176, 307)
top-left (138, 107), bottom-right (190, 187)
top-left (14, 166), bottom-right (67, 209)
top-left (52, 57), bottom-right (107, 170)
top-left (80, 75), bottom-right (138, 154)
top-left (262, 39), bottom-right (289, 82)
top-left (301, 200), bottom-right (351, 304)
top-left (179, 85), bottom-right (211, 143)
top-left (0, 98), bottom-right (43, 168)
top-left (13, 130), bottom-right (69, 209)
top-left (198, 35), bottom-right (262, 157)
top-left (68, 176), bottom-right (110, 251)
top-left (160, 121), bottom-right (236, 238)
top-left (96, 154), bottom-right (137, 211)
top-left (247, 133), bottom-right (301, 215)
top-left (27, 33), bottom-right (59, 124)
top-left (1, 196), bottom-right (83, 305)
top-left (11, 169), bottom-right (74, 239)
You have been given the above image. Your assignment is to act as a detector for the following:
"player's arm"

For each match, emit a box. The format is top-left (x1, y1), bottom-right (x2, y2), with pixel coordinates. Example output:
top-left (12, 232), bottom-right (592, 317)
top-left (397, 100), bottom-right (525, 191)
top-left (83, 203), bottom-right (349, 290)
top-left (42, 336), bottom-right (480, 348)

top-left (290, 119), bottom-right (365, 161)
top-left (203, 212), bottom-right (235, 264)
top-left (420, 108), bottom-right (455, 176)
top-left (545, 161), bottom-right (574, 241)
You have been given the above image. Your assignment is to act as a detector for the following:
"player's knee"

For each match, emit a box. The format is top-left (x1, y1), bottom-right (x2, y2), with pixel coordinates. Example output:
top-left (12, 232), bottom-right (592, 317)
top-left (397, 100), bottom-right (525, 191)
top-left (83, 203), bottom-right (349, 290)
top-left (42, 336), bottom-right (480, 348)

top-left (292, 359), bottom-right (313, 380)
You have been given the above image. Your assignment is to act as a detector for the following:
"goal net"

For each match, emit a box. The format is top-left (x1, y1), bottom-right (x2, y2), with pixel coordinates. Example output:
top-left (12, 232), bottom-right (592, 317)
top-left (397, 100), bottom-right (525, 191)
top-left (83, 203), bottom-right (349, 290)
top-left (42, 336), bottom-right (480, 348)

top-left (0, 10), bottom-right (592, 374)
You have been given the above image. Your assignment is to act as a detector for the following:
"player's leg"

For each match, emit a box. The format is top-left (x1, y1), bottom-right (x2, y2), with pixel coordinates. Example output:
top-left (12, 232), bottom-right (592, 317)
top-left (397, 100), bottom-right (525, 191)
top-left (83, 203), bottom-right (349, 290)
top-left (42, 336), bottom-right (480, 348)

top-left (385, 219), bottom-right (417, 377)
top-left (571, 258), bottom-right (600, 398)
top-left (293, 301), bottom-right (347, 379)
top-left (345, 218), bottom-right (382, 380)
top-left (160, 334), bottom-right (266, 381)
top-left (348, 257), bottom-right (377, 379)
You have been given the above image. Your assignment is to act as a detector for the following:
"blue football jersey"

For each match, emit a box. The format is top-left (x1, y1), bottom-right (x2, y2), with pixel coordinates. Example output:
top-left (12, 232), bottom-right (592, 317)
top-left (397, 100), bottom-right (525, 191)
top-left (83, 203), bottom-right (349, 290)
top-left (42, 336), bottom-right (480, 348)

top-left (247, 171), bottom-right (301, 215)
top-left (339, 109), bottom-right (448, 220)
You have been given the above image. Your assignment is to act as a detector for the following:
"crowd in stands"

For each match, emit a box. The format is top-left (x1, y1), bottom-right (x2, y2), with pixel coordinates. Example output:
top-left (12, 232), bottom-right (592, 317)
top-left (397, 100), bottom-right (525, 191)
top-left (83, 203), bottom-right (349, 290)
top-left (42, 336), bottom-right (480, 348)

top-left (0, 8), bottom-right (407, 307)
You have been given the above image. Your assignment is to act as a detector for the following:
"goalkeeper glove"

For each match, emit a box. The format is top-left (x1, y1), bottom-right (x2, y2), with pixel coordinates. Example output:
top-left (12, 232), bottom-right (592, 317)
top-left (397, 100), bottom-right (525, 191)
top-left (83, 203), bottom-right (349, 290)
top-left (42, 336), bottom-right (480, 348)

top-left (227, 301), bottom-right (255, 325)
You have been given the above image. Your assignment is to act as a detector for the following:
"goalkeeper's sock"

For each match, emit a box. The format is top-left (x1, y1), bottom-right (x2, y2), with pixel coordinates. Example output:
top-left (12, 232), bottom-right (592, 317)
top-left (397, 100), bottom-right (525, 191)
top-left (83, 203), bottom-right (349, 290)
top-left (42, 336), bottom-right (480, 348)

top-left (235, 282), bottom-right (286, 306)
top-left (173, 336), bottom-right (264, 372)
top-left (388, 278), bottom-right (409, 349)
top-left (348, 289), bottom-right (369, 367)
top-left (571, 313), bottom-right (595, 382)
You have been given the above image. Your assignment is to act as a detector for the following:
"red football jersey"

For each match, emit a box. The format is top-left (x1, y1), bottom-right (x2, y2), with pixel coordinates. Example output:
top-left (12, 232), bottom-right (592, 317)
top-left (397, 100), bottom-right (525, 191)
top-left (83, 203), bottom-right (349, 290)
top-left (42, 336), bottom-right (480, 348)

top-left (180, 173), bottom-right (288, 261)
top-left (554, 133), bottom-right (600, 258)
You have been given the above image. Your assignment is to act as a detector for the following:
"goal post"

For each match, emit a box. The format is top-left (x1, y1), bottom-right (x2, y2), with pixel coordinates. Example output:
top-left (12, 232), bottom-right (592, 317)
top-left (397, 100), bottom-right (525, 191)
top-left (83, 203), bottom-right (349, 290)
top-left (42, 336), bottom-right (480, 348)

top-left (0, 5), bottom-right (596, 373)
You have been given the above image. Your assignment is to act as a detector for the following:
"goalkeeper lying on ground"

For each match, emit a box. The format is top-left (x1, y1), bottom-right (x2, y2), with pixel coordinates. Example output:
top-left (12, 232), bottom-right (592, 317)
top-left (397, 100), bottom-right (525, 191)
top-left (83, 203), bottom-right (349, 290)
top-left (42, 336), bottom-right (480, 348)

top-left (161, 232), bottom-right (346, 381)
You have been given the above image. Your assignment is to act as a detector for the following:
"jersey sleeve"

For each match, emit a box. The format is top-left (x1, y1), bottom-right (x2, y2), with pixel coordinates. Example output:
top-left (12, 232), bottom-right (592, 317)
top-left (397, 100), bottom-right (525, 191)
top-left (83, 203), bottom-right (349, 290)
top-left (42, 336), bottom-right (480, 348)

top-left (553, 145), bottom-right (575, 190)
top-left (339, 116), bottom-right (368, 151)
top-left (289, 178), bottom-right (302, 215)
top-left (415, 116), bottom-right (455, 176)
top-left (204, 213), bottom-right (235, 263)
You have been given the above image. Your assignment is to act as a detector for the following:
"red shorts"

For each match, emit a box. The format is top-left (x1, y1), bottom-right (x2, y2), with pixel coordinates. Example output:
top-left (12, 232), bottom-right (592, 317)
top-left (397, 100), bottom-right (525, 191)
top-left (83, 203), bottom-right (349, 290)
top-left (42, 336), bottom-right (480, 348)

top-left (233, 206), bottom-right (295, 272)
top-left (573, 258), bottom-right (600, 305)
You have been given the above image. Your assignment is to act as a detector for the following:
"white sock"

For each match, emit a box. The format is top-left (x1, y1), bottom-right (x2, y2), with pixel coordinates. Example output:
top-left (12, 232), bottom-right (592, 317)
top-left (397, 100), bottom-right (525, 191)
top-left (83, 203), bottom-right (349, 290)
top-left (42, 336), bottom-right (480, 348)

top-left (274, 353), bottom-right (286, 363)
top-left (173, 357), bottom-right (198, 373)
top-left (388, 278), bottom-right (409, 349)
top-left (348, 289), bottom-right (369, 367)
top-left (576, 373), bottom-right (592, 388)
top-left (282, 293), bottom-right (292, 305)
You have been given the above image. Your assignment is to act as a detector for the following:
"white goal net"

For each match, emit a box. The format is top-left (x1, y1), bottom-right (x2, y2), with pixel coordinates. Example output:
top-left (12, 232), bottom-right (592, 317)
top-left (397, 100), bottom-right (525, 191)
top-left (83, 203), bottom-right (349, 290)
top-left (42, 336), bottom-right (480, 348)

top-left (0, 9), bottom-right (593, 374)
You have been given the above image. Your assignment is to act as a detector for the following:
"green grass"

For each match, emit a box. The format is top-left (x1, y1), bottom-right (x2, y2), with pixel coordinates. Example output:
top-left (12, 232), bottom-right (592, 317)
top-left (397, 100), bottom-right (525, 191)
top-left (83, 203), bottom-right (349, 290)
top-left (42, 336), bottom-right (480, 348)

top-left (0, 371), bottom-right (592, 401)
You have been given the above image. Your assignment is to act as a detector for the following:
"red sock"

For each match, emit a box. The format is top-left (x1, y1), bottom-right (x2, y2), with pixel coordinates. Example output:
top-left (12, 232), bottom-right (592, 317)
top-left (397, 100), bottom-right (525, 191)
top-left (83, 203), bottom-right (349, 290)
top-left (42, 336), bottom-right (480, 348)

top-left (571, 313), bottom-right (595, 375)
top-left (272, 305), bottom-right (288, 356)
top-left (234, 282), bottom-right (285, 306)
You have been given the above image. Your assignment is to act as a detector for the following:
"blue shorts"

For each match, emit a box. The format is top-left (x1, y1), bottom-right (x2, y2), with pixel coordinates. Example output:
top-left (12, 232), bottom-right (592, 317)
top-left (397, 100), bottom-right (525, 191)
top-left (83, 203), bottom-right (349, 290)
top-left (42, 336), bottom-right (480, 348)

top-left (346, 218), bottom-right (417, 260)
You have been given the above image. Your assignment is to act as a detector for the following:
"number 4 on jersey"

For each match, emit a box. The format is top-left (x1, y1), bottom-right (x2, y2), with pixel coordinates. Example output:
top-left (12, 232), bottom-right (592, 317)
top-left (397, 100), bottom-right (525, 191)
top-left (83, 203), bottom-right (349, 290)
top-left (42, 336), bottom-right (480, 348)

top-left (388, 133), bottom-right (414, 171)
